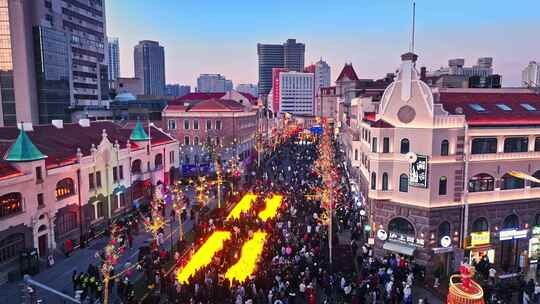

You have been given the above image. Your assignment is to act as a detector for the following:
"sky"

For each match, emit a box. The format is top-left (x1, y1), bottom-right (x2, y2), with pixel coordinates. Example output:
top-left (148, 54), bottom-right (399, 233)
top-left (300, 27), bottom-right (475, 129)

top-left (106, 0), bottom-right (540, 88)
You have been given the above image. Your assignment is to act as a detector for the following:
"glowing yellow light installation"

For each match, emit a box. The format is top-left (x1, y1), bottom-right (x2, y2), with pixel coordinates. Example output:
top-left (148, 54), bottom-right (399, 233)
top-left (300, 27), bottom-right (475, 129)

top-left (177, 231), bottom-right (231, 284)
top-left (226, 193), bottom-right (258, 220)
top-left (224, 231), bottom-right (268, 284)
top-left (258, 194), bottom-right (283, 222)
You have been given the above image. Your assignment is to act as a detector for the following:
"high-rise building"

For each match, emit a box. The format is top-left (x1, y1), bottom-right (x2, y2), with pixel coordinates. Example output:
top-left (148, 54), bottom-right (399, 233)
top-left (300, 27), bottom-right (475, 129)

top-left (196, 74), bottom-right (233, 93)
top-left (165, 84), bottom-right (190, 97)
top-left (277, 71), bottom-right (314, 115)
top-left (283, 39), bottom-right (305, 72)
top-left (314, 59), bottom-right (331, 95)
top-left (236, 84), bottom-right (258, 97)
top-left (32, 0), bottom-right (110, 121)
top-left (523, 61), bottom-right (540, 88)
top-left (108, 37), bottom-right (120, 89)
top-left (134, 40), bottom-right (165, 96)
top-left (257, 39), bottom-right (305, 98)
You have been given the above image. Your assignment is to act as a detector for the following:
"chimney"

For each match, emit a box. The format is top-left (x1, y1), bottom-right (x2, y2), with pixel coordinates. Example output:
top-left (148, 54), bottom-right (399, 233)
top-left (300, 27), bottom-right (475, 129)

top-left (78, 118), bottom-right (90, 127)
top-left (52, 120), bottom-right (63, 129)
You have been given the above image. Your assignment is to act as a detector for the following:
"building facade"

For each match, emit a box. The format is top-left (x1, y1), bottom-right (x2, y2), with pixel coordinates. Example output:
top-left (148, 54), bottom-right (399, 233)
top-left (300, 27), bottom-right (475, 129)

top-left (341, 52), bottom-right (540, 277)
top-left (523, 61), bottom-right (540, 88)
top-left (117, 77), bottom-right (144, 96)
top-left (314, 59), bottom-right (331, 95)
top-left (0, 120), bottom-right (179, 278)
top-left (278, 71), bottom-right (314, 115)
top-left (108, 37), bottom-right (120, 89)
top-left (283, 39), bottom-right (305, 72)
top-left (134, 40), bottom-right (165, 97)
top-left (316, 86), bottom-right (339, 121)
top-left (196, 74), bottom-right (233, 93)
top-left (165, 84), bottom-right (190, 97)
top-left (236, 84), bottom-right (258, 97)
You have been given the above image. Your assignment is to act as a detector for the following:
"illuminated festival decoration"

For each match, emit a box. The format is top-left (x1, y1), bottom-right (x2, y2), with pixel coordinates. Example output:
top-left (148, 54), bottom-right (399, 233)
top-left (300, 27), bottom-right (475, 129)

top-left (226, 193), bottom-right (258, 220)
top-left (447, 262), bottom-right (484, 304)
top-left (177, 231), bottom-right (232, 284)
top-left (224, 231), bottom-right (268, 284)
top-left (258, 194), bottom-right (283, 221)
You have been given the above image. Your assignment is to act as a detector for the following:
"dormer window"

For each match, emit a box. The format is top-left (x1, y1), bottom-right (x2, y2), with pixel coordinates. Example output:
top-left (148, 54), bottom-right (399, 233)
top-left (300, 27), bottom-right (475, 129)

top-left (496, 104), bottom-right (512, 111)
top-left (469, 104), bottom-right (486, 112)
top-left (521, 103), bottom-right (536, 111)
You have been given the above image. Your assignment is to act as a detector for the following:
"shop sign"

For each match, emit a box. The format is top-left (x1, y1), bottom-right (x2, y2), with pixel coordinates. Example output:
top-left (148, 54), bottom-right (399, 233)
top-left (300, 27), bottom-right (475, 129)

top-left (532, 226), bottom-right (540, 236)
top-left (499, 229), bottom-right (528, 241)
top-left (409, 154), bottom-right (428, 188)
top-left (440, 236), bottom-right (452, 248)
top-left (368, 238), bottom-right (375, 245)
top-left (388, 232), bottom-right (425, 247)
top-left (364, 224), bottom-right (372, 232)
top-left (470, 231), bottom-right (490, 246)
top-left (377, 229), bottom-right (388, 241)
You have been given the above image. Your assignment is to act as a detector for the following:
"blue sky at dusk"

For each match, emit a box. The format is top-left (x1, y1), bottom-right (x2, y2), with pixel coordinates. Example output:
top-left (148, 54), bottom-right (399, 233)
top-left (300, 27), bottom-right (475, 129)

top-left (106, 0), bottom-right (540, 88)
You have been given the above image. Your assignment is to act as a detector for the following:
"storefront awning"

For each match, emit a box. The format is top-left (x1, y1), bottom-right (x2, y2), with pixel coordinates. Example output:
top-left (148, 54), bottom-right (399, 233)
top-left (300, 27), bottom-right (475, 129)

top-left (383, 241), bottom-right (416, 256)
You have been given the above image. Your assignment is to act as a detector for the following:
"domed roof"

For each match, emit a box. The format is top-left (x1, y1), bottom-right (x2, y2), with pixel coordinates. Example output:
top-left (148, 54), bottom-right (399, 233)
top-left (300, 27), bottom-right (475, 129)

top-left (115, 92), bottom-right (137, 102)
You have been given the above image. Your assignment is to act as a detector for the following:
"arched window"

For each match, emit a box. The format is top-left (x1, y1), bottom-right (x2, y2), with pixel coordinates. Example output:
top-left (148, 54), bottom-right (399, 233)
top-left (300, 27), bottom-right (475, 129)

top-left (439, 176), bottom-right (448, 195)
top-left (154, 153), bottom-right (163, 169)
top-left (96, 201), bottom-right (105, 219)
top-left (399, 174), bottom-right (409, 192)
top-left (472, 217), bottom-right (489, 232)
top-left (438, 221), bottom-right (451, 240)
top-left (0, 192), bottom-right (22, 218)
top-left (503, 214), bottom-right (519, 229)
top-left (0, 233), bottom-right (25, 264)
top-left (501, 173), bottom-right (524, 190)
top-left (56, 178), bottom-right (75, 200)
top-left (131, 159), bottom-right (142, 174)
top-left (532, 170), bottom-right (540, 188)
top-left (441, 140), bottom-right (449, 156)
top-left (468, 173), bottom-right (495, 192)
top-left (389, 217), bottom-right (415, 237)
top-left (382, 173), bottom-right (389, 191)
top-left (400, 138), bottom-right (410, 154)
top-left (371, 172), bottom-right (377, 190)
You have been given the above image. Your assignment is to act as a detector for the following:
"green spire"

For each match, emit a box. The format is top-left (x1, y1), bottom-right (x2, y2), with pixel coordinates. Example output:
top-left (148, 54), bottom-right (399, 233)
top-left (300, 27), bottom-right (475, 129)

top-left (130, 120), bottom-right (150, 141)
top-left (5, 128), bottom-right (46, 162)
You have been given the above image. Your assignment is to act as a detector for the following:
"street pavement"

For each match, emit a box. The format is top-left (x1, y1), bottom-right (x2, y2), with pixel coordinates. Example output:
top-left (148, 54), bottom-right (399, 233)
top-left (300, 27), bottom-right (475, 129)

top-left (2, 187), bottom-right (211, 304)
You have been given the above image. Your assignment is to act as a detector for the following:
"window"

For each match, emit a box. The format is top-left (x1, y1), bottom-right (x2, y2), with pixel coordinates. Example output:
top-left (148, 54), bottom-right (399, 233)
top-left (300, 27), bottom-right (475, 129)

top-left (119, 165), bottom-right (124, 180)
top-left (95, 171), bottom-right (102, 188)
top-left (167, 119), bottom-right (176, 130)
top-left (383, 137), bottom-right (390, 153)
top-left (206, 120), bottom-right (212, 130)
top-left (56, 178), bottom-right (75, 200)
top-left (184, 119), bottom-right (190, 130)
top-left (438, 221), bottom-right (451, 240)
top-left (400, 139), bottom-right (410, 154)
top-left (372, 137), bottom-right (378, 153)
top-left (0, 234), bottom-right (25, 264)
top-left (504, 137), bottom-right (529, 153)
top-left (399, 174), bottom-right (409, 192)
top-left (472, 217), bottom-right (489, 232)
top-left (532, 170), bottom-right (540, 188)
top-left (96, 201), bottom-right (105, 219)
top-left (56, 212), bottom-right (77, 235)
top-left (371, 172), bottom-right (376, 190)
top-left (438, 176), bottom-right (448, 195)
top-left (471, 138), bottom-right (497, 154)
top-left (535, 137), bottom-right (540, 152)
top-left (216, 120), bottom-right (222, 130)
top-left (496, 104), bottom-right (512, 111)
top-left (155, 153), bottom-right (163, 169)
top-left (193, 120), bottom-right (199, 130)
top-left (441, 140), bottom-right (449, 156)
top-left (184, 136), bottom-right (190, 146)
top-left (469, 104), bottom-right (486, 112)
top-left (503, 214), bottom-right (519, 229)
top-left (170, 151), bottom-right (175, 164)
top-left (215, 137), bottom-right (220, 146)
top-left (521, 103), bottom-right (536, 111)
top-left (194, 136), bottom-right (199, 146)
top-left (389, 217), bottom-right (415, 236)
top-left (501, 173), bottom-right (524, 190)
top-left (354, 149), bottom-right (358, 161)
top-left (0, 193), bottom-right (22, 218)
top-left (382, 173), bottom-right (389, 191)
top-left (37, 193), bottom-right (44, 208)
top-left (88, 173), bottom-right (95, 190)
top-left (113, 167), bottom-right (118, 182)
top-left (35, 166), bottom-right (43, 183)
top-left (468, 173), bottom-right (495, 192)
top-left (131, 159), bottom-right (142, 174)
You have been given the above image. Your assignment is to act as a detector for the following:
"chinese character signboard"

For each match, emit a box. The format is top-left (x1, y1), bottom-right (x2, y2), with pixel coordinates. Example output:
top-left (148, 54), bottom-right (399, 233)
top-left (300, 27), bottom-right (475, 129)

top-left (409, 154), bottom-right (428, 188)
top-left (388, 231), bottom-right (425, 247)
top-left (470, 231), bottom-right (490, 247)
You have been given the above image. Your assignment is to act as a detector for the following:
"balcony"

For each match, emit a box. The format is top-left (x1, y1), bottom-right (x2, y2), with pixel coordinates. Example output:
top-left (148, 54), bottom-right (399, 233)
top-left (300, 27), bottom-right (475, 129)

top-left (467, 187), bottom-right (540, 205)
top-left (469, 151), bottom-right (540, 162)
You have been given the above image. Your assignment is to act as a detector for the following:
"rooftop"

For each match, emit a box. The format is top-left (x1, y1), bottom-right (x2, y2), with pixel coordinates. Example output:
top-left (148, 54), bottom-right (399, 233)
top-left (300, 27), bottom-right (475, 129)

top-left (166, 98), bottom-right (246, 112)
top-left (336, 63), bottom-right (359, 82)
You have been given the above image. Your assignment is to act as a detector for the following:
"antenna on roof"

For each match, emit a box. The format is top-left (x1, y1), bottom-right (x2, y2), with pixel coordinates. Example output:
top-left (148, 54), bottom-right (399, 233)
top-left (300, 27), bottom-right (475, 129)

top-left (410, 1), bottom-right (416, 53)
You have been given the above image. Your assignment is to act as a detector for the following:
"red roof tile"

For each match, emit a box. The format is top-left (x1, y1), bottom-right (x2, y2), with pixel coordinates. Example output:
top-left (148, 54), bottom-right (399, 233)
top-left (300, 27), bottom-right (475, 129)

top-left (238, 92), bottom-right (258, 105)
top-left (336, 63), bottom-right (359, 82)
top-left (173, 92), bottom-right (226, 102)
top-left (165, 98), bottom-right (245, 113)
top-left (438, 91), bottom-right (540, 126)
top-left (304, 64), bottom-right (316, 73)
